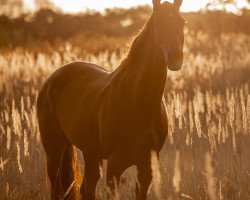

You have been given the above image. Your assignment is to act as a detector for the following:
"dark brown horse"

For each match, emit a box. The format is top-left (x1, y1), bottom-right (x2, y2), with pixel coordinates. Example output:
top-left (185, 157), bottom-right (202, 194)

top-left (37, 0), bottom-right (185, 199)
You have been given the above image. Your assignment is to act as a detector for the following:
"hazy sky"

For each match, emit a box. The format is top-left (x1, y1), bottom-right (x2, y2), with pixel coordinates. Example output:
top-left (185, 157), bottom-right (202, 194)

top-left (24, 0), bottom-right (249, 13)
top-left (51, 0), bottom-right (210, 12)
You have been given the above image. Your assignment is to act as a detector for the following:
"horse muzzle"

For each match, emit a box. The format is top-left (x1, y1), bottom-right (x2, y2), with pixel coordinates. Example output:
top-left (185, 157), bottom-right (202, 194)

top-left (166, 51), bottom-right (183, 71)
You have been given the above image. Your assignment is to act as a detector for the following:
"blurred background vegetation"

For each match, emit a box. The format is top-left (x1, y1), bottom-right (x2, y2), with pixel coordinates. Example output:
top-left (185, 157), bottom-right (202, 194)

top-left (0, 0), bottom-right (249, 53)
top-left (0, 1), bottom-right (250, 199)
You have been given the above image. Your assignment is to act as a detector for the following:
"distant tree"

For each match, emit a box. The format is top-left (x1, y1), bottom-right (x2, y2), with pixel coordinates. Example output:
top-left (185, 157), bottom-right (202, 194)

top-left (35, 0), bottom-right (60, 11)
top-left (206, 0), bottom-right (250, 11)
top-left (0, 0), bottom-right (24, 17)
top-left (205, 0), bottom-right (239, 11)
top-left (0, 0), bottom-right (60, 17)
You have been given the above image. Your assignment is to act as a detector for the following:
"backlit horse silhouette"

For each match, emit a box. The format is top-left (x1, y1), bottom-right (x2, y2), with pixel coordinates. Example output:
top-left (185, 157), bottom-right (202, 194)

top-left (37, 0), bottom-right (185, 199)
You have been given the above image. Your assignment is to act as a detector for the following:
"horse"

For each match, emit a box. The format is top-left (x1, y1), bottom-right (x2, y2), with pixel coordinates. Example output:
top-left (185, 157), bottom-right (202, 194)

top-left (37, 0), bottom-right (185, 199)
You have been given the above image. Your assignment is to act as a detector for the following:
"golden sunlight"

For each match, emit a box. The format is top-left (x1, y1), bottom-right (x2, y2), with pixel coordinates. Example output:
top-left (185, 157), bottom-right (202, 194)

top-left (24, 0), bottom-right (250, 13)
top-left (44, 0), bottom-right (211, 13)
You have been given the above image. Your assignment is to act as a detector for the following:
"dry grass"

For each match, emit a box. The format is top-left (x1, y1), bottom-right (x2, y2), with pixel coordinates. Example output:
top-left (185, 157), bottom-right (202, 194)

top-left (0, 32), bottom-right (250, 199)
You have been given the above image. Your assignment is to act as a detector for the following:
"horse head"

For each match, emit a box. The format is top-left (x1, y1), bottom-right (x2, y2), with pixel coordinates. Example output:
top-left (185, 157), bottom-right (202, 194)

top-left (152, 0), bottom-right (185, 71)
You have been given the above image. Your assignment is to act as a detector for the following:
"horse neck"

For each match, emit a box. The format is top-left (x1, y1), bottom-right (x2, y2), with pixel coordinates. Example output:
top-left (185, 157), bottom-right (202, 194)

top-left (110, 16), bottom-right (167, 112)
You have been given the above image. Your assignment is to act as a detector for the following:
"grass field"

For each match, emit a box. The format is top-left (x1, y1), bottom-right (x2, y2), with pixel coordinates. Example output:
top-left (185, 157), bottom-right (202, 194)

top-left (0, 32), bottom-right (250, 200)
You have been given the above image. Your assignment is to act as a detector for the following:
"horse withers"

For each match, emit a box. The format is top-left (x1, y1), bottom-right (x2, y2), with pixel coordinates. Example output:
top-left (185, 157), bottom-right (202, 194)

top-left (37, 0), bottom-right (185, 199)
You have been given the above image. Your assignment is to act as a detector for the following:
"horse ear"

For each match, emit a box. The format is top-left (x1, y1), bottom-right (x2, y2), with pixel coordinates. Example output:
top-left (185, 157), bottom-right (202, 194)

top-left (152, 0), bottom-right (161, 11)
top-left (173, 0), bottom-right (183, 9)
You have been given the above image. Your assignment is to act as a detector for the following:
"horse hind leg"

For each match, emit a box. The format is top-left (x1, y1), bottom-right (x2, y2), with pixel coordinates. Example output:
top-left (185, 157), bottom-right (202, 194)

top-left (38, 111), bottom-right (80, 199)
top-left (46, 138), bottom-right (65, 200)
top-left (39, 124), bottom-right (67, 199)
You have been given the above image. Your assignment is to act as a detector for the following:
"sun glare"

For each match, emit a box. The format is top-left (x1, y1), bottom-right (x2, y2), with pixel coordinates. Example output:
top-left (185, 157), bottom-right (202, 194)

top-left (24, 0), bottom-right (250, 13)
top-left (50, 0), bottom-right (212, 13)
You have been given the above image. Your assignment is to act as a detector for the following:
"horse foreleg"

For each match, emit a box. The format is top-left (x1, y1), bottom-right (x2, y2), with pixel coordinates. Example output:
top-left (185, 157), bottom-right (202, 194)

top-left (106, 150), bottom-right (132, 199)
top-left (81, 155), bottom-right (100, 200)
top-left (136, 157), bottom-right (152, 200)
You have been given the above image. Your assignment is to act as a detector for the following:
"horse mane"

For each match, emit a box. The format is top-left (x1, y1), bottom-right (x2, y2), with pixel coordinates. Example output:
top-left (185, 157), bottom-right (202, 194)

top-left (109, 11), bottom-right (166, 86)
top-left (119, 14), bottom-right (155, 67)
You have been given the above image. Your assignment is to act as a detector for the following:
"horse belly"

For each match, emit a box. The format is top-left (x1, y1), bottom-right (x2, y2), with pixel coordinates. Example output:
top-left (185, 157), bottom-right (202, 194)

top-left (98, 113), bottom-right (151, 159)
top-left (99, 101), bottom-right (168, 156)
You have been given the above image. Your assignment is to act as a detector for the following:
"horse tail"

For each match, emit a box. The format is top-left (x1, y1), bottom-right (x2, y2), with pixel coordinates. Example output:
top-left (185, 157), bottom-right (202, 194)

top-left (61, 144), bottom-right (82, 200)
